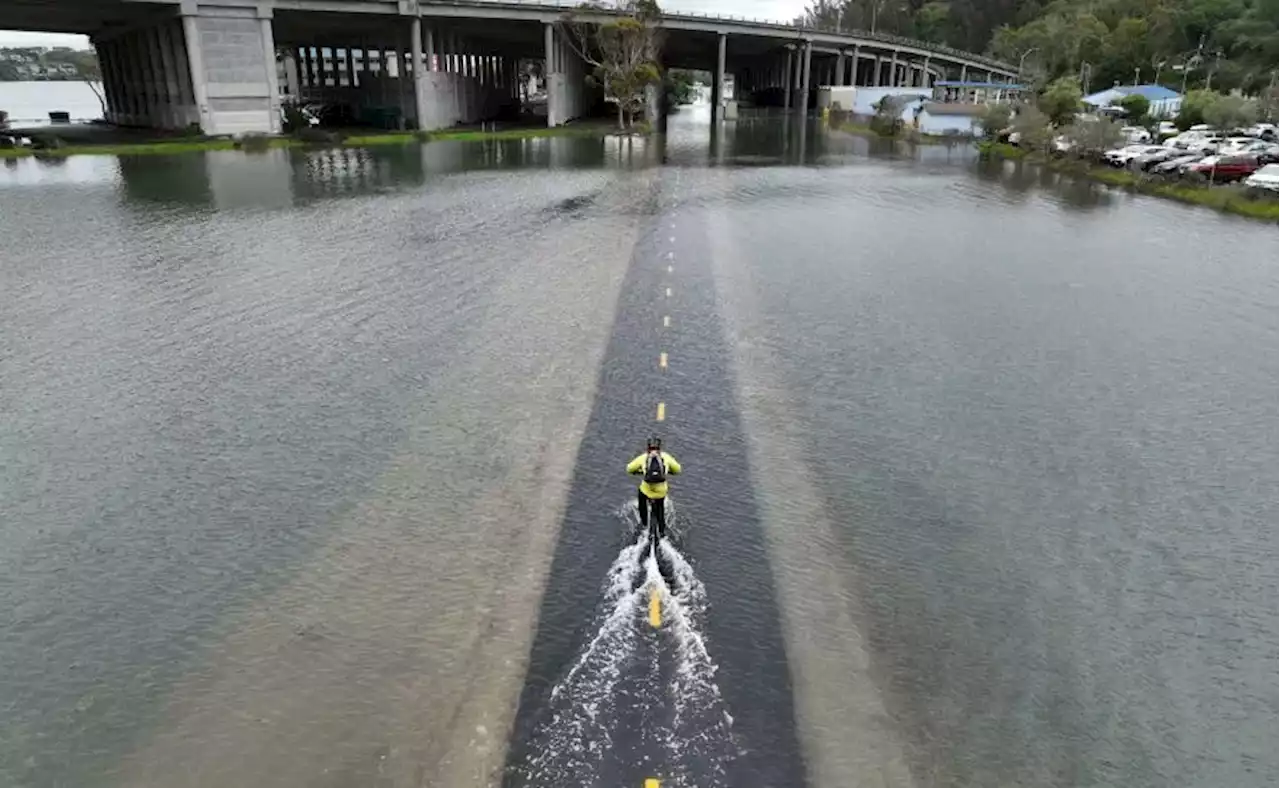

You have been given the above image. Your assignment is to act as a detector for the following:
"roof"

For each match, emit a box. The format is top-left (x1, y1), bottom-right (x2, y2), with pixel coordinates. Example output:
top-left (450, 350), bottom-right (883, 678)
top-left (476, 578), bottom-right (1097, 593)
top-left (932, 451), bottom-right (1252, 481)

top-left (1084, 84), bottom-right (1181, 105)
top-left (935, 80), bottom-right (1027, 90)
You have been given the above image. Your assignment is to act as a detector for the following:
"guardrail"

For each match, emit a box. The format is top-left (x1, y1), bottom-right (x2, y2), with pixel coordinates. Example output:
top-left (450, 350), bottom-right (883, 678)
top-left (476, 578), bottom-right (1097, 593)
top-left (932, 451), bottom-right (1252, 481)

top-left (417, 0), bottom-right (1017, 72)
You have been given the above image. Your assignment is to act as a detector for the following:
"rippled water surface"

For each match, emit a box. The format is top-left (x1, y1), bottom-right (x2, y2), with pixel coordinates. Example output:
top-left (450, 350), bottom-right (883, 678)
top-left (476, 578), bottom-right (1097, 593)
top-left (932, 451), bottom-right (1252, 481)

top-left (2, 108), bottom-right (1275, 788)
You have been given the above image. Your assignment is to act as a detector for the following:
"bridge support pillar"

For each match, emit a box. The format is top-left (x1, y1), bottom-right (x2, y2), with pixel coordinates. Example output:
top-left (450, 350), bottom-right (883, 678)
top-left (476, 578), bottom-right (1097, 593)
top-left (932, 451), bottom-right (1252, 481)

top-left (835, 50), bottom-right (845, 87)
top-left (783, 47), bottom-right (792, 111)
top-left (959, 64), bottom-right (967, 83)
top-left (799, 40), bottom-right (811, 116)
top-left (712, 33), bottom-right (726, 122)
top-left (922, 56), bottom-right (931, 87)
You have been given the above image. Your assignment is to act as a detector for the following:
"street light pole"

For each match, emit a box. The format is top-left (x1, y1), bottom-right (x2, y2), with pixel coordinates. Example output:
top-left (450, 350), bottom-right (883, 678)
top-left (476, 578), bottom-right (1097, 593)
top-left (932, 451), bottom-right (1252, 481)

top-left (1017, 47), bottom-right (1038, 81)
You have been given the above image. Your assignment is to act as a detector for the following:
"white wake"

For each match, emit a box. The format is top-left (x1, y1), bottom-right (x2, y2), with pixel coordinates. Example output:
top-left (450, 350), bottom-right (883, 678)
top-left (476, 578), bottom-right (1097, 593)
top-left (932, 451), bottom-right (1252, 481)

top-left (518, 501), bottom-right (737, 787)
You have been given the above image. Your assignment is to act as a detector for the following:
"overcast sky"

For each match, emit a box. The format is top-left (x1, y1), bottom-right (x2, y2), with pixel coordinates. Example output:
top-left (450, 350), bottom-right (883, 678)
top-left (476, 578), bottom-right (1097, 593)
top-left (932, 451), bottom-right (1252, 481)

top-left (0, 0), bottom-right (811, 48)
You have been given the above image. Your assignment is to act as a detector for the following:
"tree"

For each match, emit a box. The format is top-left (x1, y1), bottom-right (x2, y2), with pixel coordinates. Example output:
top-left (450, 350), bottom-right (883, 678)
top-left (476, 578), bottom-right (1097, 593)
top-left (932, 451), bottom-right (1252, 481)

top-left (1061, 116), bottom-right (1124, 158)
top-left (1011, 104), bottom-right (1054, 151)
top-left (870, 95), bottom-right (906, 137)
top-left (1203, 93), bottom-right (1258, 129)
top-left (1039, 76), bottom-right (1083, 126)
top-left (976, 101), bottom-right (1013, 139)
top-left (1175, 88), bottom-right (1215, 128)
top-left (664, 68), bottom-right (696, 106)
top-left (1114, 93), bottom-right (1150, 122)
top-left (559, 0), bottom-right (663, 129)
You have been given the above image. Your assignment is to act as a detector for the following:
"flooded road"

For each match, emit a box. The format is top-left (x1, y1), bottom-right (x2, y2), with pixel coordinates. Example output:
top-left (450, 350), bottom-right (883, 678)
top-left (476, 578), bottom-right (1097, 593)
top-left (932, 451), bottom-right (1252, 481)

top-left (1, 107), bottom-right (1275, 788)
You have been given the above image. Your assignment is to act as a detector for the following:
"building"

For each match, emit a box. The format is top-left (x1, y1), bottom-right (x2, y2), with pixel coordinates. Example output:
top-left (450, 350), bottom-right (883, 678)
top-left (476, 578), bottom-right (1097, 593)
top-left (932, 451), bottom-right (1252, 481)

top-left (1083, 84), bottom-right (1183, 118)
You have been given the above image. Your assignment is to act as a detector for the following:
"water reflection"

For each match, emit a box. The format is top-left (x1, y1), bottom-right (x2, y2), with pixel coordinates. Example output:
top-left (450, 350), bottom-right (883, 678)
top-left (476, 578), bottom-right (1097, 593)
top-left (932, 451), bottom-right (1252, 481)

top-left (974, 156), bottom-right (1117, 212)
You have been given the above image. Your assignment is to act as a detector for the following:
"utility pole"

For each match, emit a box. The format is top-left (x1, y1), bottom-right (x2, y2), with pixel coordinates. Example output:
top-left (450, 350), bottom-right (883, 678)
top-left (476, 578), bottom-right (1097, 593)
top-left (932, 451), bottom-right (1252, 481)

top-left (1133, 66), bottom-right (1140, 85)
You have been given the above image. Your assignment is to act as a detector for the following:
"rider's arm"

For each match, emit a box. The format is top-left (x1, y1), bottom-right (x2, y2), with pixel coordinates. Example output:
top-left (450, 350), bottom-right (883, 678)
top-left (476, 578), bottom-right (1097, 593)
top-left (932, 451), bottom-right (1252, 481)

top-left (626, 455), bottom-right (645, 474)
top-left (664, 454), bottom-right (682, 475)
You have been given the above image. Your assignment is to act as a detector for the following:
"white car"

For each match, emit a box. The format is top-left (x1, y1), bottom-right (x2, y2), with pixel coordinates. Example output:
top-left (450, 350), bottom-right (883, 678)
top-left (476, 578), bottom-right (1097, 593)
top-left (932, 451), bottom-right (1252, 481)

top-left (1157, 121), bottom-right (1178, 138)
top-left (1120, 125), bottom-right (1152, 143)
top-left (1219, 136), bottom-right (1272, 155)
top-left (1244, 163), bottom-right (1280, 192)
top-left (1104, 144), bottom-right (1162, 166)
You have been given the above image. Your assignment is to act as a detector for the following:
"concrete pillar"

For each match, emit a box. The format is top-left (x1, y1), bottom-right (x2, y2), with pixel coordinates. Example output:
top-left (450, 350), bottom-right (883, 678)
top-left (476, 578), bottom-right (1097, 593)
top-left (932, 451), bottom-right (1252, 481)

top-left (96, 40), bottom-right (116, 122)
top-left (713, 33), bottom-right (726, 122)
top-left (959, 63), bottom-right (967, 83)
top-left (783, 48), bottom-right (792, 111)
top-left (425, 26), bottom-right (436, 71)
top-left (888, 50), bottom-right (899, 87)
top-left (283, 50), bottom-right (299, 98)
top-left (871, 55), bottom-right (880, 87)
top-left (987, 70), bottom-right (993, 83)
top-left (155, 23), bottom-right (179, 127)
top-left (800, 40), bottom-right (811, 115)
top-left (850, 45), bottom-right (860, 86)
top-left (181, 12), bottom-right (211, 132)
top-left (544, 22), bottom-right (556, 127)
top-left (922, 56), bottom-right (931, 88)
top-left (835, 50), bottom-right (845, 87)
top-left (411, 16), bottom-right (426, 130)
top-left (258, 10), bottom-right (281, 132)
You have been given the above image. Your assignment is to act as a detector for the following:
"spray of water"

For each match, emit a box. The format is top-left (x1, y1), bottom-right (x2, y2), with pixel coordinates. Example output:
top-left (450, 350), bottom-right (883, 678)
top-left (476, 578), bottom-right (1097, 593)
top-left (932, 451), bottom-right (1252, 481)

top-left (518, 500), bottom-right (738, 787)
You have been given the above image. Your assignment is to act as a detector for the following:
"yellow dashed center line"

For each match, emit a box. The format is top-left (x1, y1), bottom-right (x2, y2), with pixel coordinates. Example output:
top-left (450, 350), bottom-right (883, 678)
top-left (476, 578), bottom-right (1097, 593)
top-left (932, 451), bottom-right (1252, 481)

top-left (659, 352), bottom-right (668, 369)
top-left (665, 287), bottom-right (672, 298)
top-left (656, 402), bottom-right (665, 421)
top-left (667, 265), bottom-right (673, 273)
top-left (645, 778), bottom-right (661, 788)
top-left (648, 586), bottom-right (661, 628)
top-left (663, 315), bottom-right (670, 328)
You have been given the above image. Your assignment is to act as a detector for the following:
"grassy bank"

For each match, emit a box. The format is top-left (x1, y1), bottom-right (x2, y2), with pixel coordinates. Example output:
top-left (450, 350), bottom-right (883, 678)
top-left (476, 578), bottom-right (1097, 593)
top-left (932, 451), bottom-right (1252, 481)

top-left (978, 141), bottom-right (1279, 221)
top-left (836, 121), bottom-right (964, 145)
top-left (0, 123), bottom-right (631, 160)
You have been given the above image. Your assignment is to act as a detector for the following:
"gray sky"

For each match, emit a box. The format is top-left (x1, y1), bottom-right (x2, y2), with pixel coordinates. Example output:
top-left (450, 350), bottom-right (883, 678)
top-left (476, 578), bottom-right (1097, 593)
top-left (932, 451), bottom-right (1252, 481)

top-left (1, 0), bottom-right (810, 48)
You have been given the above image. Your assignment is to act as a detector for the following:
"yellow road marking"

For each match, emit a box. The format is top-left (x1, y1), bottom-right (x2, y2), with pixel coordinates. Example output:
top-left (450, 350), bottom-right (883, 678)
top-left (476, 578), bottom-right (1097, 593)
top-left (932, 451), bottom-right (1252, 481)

top-left (648, 586), bottom-right (661, 628)
top-left (659, 352), bottom-right (668, 369)
top-left (667, 251), bottom-right (674, 259)
top-left (656, 402), bottom-right (665, 421)
top-left (667, 265), bottom-right (673, 273)
top-left (646, 778), bottom-right (661, 788)
top-left (663, 315), bottom-right (670, 328)
top-left (665, 287), bottom-right (672, 298)
top-left (669, 235), bottom-right (675, 242)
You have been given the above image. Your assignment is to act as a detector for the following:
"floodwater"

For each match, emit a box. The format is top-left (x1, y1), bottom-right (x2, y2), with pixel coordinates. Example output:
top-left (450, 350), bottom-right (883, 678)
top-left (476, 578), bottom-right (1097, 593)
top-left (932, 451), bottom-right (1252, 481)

top-left (0, 80), bottom-right (103, 125)
top-left (1, 107), bottom-right (1275, 788)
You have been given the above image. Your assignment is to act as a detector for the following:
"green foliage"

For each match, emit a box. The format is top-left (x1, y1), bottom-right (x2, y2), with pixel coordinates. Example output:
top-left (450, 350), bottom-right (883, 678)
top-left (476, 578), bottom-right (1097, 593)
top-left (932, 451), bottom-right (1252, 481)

top-left (562, 0), bottom-right (663, 128)
top-left (29, 133), bottom-right (65, 150)
top-left (869, 95), bottom-right (905, 137)
top-left (665, 69), bottom-right (697, 105)
top-left (1203, 94), bottom-right (1258, 129)
top-left (1061, 115), bottom-right (1125, 156)
top-left (1114, 93), bottom-right (1150, 120)
top-left (234, 133), bottom-right (272, 152)
top-left (1039, 76), bottom-right (1084, 126)
top-left (976, 102), bottom-right (1013, 139)
top-left (1175, 89), bottom-right (1215, 128)
top-left (1013, 104), bottom-right (1054, 151)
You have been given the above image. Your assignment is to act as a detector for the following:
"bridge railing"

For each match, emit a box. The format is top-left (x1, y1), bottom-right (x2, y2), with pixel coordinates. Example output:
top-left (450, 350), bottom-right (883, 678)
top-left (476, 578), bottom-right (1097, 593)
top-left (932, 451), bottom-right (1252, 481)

top-left (423, 0), bottom-right (1016, 72)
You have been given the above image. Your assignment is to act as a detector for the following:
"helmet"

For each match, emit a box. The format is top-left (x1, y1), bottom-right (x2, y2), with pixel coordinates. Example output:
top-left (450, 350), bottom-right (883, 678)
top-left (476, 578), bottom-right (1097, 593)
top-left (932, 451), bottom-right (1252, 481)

top-left (646, 436), bottom-right (662, 452)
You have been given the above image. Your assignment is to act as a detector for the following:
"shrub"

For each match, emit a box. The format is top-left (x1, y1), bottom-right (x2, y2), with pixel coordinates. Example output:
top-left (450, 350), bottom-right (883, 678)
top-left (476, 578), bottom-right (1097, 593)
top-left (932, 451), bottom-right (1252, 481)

top-left (29, 134), bottom-right (64, 150)
top-left (234, 132), bottom-right (272, 152)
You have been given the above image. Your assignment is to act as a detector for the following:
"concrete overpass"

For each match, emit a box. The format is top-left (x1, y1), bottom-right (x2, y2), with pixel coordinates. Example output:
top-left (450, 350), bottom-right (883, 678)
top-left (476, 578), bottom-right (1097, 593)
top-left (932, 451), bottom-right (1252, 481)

top-left (1, 0), bottom-right (1018, 134)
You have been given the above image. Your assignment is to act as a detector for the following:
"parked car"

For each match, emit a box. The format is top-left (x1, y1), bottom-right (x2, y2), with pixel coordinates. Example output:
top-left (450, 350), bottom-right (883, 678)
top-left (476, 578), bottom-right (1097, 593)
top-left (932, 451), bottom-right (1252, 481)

top-left (1132, 146), bottom-right (1182, 170)
top-left (1120, 125), bottom-right (1152, 143)
top-left (1150, 153), bottom-right (1205, 175)
top-left (1246, 123), bottom-right (1277, 141)
top-left (1156, 120), bottom-right (1179, 139)
top-left (1186, 153), bottom-right (1268, 183)
top-left (1219, 136), bottom-right (1271, 155)
top-left (1104, 144), bottom-right (1164, 167)
top-left (1243, 163), bottom-right (1280, 192)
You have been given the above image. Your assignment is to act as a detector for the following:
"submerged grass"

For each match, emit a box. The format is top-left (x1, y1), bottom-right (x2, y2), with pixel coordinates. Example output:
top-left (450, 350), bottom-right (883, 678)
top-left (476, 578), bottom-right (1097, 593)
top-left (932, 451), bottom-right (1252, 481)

top-left (0, 122), bottom-right (633, 160)
top-left (979, 141), bottom-right (1279, 221)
